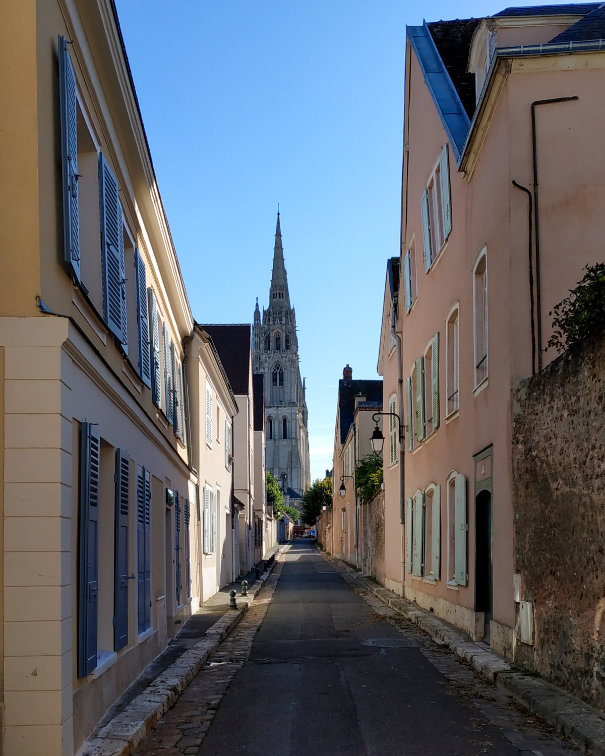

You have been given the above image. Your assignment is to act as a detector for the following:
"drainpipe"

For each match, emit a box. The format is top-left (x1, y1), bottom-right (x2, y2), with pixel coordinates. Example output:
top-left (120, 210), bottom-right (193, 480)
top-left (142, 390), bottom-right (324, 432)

top-left (531, 96), bottom-right (578, 370)
top-left (511, 181), bottom-right (535, 376)
top-left (394, 328), bottom-right (405, 592)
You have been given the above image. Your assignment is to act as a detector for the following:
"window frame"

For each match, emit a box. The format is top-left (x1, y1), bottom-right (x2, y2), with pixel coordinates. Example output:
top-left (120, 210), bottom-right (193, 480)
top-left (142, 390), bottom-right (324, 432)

top-left (446, 304), bottom-right (460, 417)
top-left (473, 247), bottom-right (488, 389)
top-left (421, 145), bottom-right (452, 271)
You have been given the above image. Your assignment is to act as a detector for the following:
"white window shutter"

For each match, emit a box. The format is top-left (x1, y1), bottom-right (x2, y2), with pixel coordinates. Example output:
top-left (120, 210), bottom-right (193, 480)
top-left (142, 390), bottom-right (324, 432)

top-left (406, 377), bottom-right (413, 451)
top-left (404, 250), bottom-right (412, 312)
top-left (58, 36), bottom-right (80, 282)
top-left (389, 395), bottom-right (398, 466)
top-left (205, 385), bottom-right (213, 445)
top-left (414, 358), bottom-right (425, 441)
top-left (455, 474), bottom-right (467, 586)
top-left (412, 491), bottom-right (425, 576)
top-left (203, 486), bottom-right (210, 553)
top-left (439, 144), bottom-right (452, 240)
top-left (432, 332), bottom-right (440, 430)
top-left (211, 490), bottom-right (217, 553)
top-left (163, 326), bottom-right (173, 425)
top-left (432, 485), bottom-right (441, 579)
top-left (421, 189), bottom-right (432, 271)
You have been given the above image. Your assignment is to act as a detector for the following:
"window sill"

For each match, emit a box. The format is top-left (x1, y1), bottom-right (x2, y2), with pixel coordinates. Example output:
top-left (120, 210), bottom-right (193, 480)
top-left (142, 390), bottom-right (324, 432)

top-left (72, 285), bottom-right (108, 347)
top-left (473, 377), bottom-right (489, 397)
top-left (91, 649), bottom-right (117, 679)
top-left (445, 409), bottom-right (460, 424)
top-left (422, 576), bottom-right (437, 584)
top-left (446, 581), bottom-right (460, 591)
top-left (427, 237), bottom-right (450, 274)
top-left (137, 626), bottom-right (155, 644)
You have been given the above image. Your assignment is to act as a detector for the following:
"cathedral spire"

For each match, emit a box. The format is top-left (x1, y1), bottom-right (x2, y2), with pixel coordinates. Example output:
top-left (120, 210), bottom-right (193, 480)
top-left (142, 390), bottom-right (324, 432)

top-left (269, 209), bottom-right (290, 308)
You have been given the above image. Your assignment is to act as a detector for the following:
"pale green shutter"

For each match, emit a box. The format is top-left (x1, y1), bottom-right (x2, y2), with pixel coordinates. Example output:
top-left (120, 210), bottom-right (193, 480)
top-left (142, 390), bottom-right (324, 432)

top-left (421, 189), bottom-right (432, 270)
top-left (389, 395), bottom-right (398, 466)
top-left (405, 497), bottom-right (413, 573)
top-left (404, 250), bottom-right (412, 312)
top-left (432, 333), bottom-right (440, 430)
top-left (455, 474), bottom-right (467, 586)
top-left (406, 377), bottom-right (413, 451)
top-left (415, 358), bottom-right (425, 441)
top-left (412, 490), bottom-right (424, 576)
top-left (432, 485), bottom-right (441, 579)
top-left (439, 145), bottom-right (452, 240)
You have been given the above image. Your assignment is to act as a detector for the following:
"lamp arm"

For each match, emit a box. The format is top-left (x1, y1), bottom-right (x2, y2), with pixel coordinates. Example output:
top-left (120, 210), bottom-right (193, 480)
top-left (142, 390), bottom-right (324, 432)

top-left (371, 411), bottom-right (405, 440)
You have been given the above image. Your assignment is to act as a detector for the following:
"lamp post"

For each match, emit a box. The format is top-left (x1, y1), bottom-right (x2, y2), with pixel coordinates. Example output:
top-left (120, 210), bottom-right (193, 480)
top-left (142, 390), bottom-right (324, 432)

top-left (339, 474), bottom-right (354, 498)
top-left (370, 411), bottom-right (404, 456)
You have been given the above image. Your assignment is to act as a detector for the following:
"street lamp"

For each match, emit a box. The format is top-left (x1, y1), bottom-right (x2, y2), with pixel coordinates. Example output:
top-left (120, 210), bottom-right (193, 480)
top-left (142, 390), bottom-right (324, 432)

top-left (339, 474), bottom-right (354, 498)
top-left (370, 411), bottom-right (404, 456)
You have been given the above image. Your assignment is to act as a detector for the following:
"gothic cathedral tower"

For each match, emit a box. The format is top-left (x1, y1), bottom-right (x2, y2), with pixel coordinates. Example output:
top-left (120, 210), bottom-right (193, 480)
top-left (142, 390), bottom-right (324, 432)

top-left (253, 212), bottom-right (310, 501)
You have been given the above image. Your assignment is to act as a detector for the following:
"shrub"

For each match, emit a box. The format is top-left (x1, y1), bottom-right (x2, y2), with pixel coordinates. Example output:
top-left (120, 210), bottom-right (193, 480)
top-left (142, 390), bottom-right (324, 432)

top-left (548, 263), bottom-right (605, 353)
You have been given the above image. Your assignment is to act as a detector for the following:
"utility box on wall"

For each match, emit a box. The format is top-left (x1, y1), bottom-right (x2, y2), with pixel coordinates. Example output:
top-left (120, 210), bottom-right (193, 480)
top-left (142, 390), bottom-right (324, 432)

top-left (518, 600), bottom-right (534, 645)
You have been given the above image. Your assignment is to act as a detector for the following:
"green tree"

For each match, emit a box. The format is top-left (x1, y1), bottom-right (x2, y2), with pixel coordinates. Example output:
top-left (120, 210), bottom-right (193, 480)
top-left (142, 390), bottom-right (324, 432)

top-left (355, 455), bottom-right (383, 504)
top-left (266, 471), bottom-right (283, 517)
top-left (548, 263), bottom-right (605, 353)
top-left (301, 477), bottom-right (333, 524)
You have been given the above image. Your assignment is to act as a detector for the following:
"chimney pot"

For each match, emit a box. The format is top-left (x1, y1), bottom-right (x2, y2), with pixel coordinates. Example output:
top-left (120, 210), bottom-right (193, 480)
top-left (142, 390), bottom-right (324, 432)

top-left (343, 364), bottom-right (353, 380)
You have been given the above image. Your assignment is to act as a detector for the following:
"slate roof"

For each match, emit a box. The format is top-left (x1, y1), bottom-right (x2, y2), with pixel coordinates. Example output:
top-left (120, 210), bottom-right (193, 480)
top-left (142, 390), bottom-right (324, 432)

top-left (201, 324), bottom-right (251, 395)
top-left (337, 379), bottom-right (383, 445)
top-left (549, 4), bottom-right (605, 42)
top-left (252, 373), bottom-right (264, 431)
top-left (494, 4), bottom-right (600, 17)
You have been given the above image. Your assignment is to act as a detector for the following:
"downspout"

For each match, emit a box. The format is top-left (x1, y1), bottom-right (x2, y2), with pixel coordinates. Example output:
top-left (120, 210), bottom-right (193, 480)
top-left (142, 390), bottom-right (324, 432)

top-left (395, 328), bottom-right (405, 592)
top-left (531, 96), bottom-right (578, 370)
top-left (353, 421), bottom-right (360, 570)
top-left (511, 181), bottom-right (535, 376)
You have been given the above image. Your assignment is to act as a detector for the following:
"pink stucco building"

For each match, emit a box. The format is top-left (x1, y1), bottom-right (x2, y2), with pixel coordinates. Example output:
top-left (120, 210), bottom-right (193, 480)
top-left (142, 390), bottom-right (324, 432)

top-left (389, 3), bottom-right (605, 659)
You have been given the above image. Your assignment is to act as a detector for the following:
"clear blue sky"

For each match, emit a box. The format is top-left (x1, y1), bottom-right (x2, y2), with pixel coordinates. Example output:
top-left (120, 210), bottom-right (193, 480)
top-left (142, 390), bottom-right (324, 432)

top-left (114, 0), bottom-right (576, 481)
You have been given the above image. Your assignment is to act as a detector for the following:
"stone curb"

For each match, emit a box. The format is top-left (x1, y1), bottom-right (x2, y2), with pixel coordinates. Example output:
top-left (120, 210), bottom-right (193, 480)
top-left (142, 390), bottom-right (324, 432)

top-left (80, 567), bottom-right (276, 756)
top-left (339, 565), bottom-right (605, 755)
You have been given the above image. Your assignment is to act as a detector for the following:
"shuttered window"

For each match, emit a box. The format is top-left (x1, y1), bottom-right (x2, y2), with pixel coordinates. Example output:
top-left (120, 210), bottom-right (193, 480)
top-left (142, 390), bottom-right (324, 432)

top-left (99, 153), bottom-right (128, 348)
top-left (473, 249), bottom-right (488, 387)
top-left (211, 489), bottom-right (217, 554)
top-left (163, 324), bottom-right (173, 424)
top-left (454, 474), bottom-right (468, 586)
top-left (148, 289), bottom-right (161, 407)
top-left (78, 421), bottom-right (100, 676)
top-left (421, 144), bottom-right (451, 270)
top-left (225, 419), bottom-right (232, 470)
top-left (170, 342), bottom-right (179, 437)
top-left (184, 498), bottom-right (191, 599)
top-left (135, 250), bottom-right (152, 388)
top-left (114, 449), bottom-right (130, 650)
top-left (431, 485), bottom-right (441, 580)
top-left (203, 485), bottom-right (211, 554)
top-left (175, 491), bottom-right (182, 606)
top-left (388, 395), bottom-right (398, 467)
top-left (406, 377), bottom-right (413, 451)
top-left (446, 306), bottom-right (460, 415)
top-left (136, 466), bottom-right (151, 633)
top-left (414, 357), bottom-right (425, 442)
top-left (405, 497), bottom-right (413, 574)
top-left (205, 384), bottom-right (213, 446)
top-left (58, 36), bottom-right (80, 282)
top-left (412, 490), bottom-right (425, 577)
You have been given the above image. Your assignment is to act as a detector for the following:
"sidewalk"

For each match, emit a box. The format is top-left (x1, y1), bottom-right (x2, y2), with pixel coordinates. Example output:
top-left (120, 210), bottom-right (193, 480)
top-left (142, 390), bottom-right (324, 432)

top-left (332, 557), bottom-right (605, 756)
top-left (80, 550), bottom-right (280, 756)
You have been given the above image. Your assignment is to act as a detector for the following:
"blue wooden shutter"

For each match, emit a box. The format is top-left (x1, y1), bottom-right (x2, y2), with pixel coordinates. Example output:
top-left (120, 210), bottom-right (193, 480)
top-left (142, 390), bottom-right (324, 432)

top-left (406, 377), bottom-right (413, 451)
top-left (432, 333), bottom-right (440, 430)
top-left (432, 485), bottom-right (441, 580)
top-left (163, 325), bottom-right (173, 424)
top-left (147, 289), bottom-right (161, 406)
top-left (421, 189), bottom-right (432, 271)
top-left (99, 153), bottom-right (127, 347)
top-left (170, 342), bottom-right (179, 435)
top-left (439, 145), bottom-right (452, 241)
top-left (455, 474), bottom-right (467, 586)
top-left (414, 357), bottom-right (425, 441)
top-left (405, 497), bottom-right (413, 573)
top-left (58, 36), bottom-right (80, 282)
top-left (114, 449), bottom-right (129, 651)
top-left (184, 499), bottom-right (191, 598)
top-left (175, 491), bottom-right (182, 606)
top-left (135, 250), bottom-right (152, 388)
top-left (404, 250), bottom-right (412, 312)
top-left (412, 491), bottom-right (424, 576)
top-left (137, 467), bottom-right (151, 633)
top-left (78, 421), bottom-right (100, 677)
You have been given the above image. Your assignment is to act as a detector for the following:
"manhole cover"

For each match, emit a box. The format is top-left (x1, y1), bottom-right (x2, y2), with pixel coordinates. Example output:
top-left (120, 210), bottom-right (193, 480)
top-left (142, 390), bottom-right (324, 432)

top-left (362, 637), bottom-right (419, 648)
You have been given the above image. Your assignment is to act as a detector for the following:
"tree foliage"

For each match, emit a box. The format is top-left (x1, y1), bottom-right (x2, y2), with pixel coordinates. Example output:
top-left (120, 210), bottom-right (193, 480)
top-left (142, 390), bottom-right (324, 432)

top-left (266, 471), bottom-right (283, 517)
top-left (355, 454), bottom-right (383, 504)
top-left (548, 263), bottom-right (605, 353)
top-left (301, 477), bottom-right (333, 524)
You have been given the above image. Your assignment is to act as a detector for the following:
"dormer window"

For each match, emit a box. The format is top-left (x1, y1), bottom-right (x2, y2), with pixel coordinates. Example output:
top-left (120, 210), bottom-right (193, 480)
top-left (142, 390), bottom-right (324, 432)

top-left (468, 21), bottom-right (496, 104)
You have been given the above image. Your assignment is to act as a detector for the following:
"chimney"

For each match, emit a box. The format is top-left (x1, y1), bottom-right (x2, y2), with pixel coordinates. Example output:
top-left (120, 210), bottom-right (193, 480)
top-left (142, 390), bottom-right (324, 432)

top-left (343, 364), bottom-right (352, 380)
top-left (354, 392), bottom-right (366, 409)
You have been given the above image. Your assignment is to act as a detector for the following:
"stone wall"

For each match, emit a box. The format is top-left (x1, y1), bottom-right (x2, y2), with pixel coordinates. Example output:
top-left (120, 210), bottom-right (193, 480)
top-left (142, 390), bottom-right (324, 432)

top-left (362, 490), bottom-right (385, 584)
top-left (512, 331), bottom-right (605, 711)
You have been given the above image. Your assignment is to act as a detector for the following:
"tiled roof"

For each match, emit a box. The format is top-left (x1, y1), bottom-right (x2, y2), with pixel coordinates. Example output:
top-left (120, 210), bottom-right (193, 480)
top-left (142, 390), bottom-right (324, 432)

top-left (202, 324), bottom-right (251, 395)
top-left (494, 4), bottom-right (600, 17)
top-left (338, 379), bottom-right (383, 445)
top-left (549, 4), bottom-right (605, 41)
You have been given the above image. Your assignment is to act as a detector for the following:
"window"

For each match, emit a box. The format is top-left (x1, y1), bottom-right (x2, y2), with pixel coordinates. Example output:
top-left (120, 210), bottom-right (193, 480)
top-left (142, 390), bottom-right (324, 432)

top-left (272, 364), bottom-right (284, 386)
top-left (421, 145), bottom-right (451, 270)
top-left (424, 485), bottom-right (441, 580)
top-left (282, 417), bottom-right (288, 439)
top-left (285, 334), bottom-right (290, 350)
top-left (423, 334), bottom-right (439, 436)
top-left (216, 404), bottom-right (221, 443)
top-left (404, 243), bottom-right (417, 312)
top-left (184, 498), bottom-right (191, 599)
top-left (147, 289), bottom-right (162, 407)
top-left (446, 305), bottom-right (460, 415)
top-left (406, 490), bottom-right (425, 576)
top-left (264, 334), bottom-right (270, 351)
top-left (447, 473), bottom-right (468, 586)
top-left (274, 332), bottom-right (281, 351)
top-left (136, 465), bottom-right (151, 633)
top-left (414, 358), bottom-right (425, 444)
top-left (473, 249), bottom-right (488, 387)
top-left (388, 394), bottom-right (398, 467)
top-left (225, 420), bottom-right (233, 470)
top-left (267, 417), bottom-right (273, 440)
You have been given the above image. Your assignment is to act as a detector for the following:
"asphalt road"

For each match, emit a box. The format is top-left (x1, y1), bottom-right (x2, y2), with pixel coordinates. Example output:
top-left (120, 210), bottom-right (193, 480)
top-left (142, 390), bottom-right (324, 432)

top-left (198, 541), bottom-right (576, 756)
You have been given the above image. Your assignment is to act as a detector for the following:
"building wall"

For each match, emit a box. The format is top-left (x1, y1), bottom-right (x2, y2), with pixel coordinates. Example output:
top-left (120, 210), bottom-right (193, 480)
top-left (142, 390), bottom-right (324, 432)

top-left (512, 331), bottom-right (605, 711)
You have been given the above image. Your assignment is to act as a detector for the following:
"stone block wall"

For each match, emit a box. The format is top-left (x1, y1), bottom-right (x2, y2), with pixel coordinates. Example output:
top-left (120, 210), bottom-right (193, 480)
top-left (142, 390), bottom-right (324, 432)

top-left (362, 490), bottom-right (385, 585)
top-left (512, 331), bottom-right (605, 711)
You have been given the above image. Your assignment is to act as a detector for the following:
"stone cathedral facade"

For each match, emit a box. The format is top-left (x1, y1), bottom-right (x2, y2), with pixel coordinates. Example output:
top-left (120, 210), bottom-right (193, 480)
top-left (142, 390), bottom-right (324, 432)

top-left (253, 213), bottom-right (311, 501)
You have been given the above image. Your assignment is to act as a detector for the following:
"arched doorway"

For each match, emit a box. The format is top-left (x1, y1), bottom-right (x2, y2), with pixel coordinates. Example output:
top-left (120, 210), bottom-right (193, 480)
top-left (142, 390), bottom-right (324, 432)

top-left (475, 489), bottom-right (492, 640)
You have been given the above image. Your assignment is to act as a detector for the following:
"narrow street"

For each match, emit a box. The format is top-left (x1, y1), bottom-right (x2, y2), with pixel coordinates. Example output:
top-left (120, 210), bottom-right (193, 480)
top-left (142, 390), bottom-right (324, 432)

top-left (136, 542), bottom-right (578, 755)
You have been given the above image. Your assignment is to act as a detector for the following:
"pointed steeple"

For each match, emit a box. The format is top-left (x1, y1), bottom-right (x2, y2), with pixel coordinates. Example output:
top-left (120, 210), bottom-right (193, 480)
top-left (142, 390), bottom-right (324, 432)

top-left (269, 210), bottom-right (290, 308)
